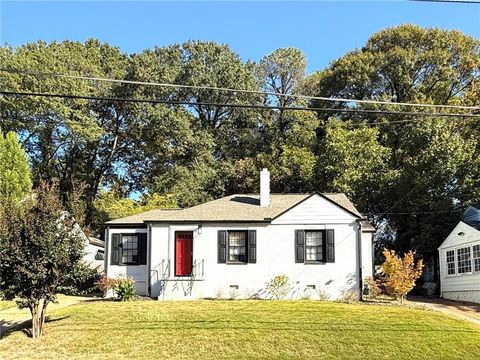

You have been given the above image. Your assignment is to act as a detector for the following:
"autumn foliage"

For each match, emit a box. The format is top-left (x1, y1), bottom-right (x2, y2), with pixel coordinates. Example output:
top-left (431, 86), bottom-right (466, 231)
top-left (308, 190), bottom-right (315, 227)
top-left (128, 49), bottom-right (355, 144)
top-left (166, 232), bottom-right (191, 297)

top-left (381, 249), bottom-right (423, 303)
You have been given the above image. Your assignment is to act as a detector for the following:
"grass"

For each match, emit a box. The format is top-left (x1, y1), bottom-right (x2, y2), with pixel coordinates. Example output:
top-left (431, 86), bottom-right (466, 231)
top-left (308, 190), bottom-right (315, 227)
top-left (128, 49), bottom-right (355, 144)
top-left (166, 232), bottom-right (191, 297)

top-left (0, 300), bottom-right (16, 311)
top-left (1, 300), bottom-right (480, 359)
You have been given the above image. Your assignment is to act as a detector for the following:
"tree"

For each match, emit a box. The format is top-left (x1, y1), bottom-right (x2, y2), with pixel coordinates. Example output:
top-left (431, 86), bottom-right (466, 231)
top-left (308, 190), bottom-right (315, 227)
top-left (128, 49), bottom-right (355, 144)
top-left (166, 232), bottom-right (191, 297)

top-left (0, 182), bottom-right (86, 338)
top-left (307, 25), bottom-right (480, 257)
top-left (0, 130), bottom-right (32, 206)
top-left (255, 48), bottom-right (319, 193)
top-left (1, 39), bottom-right (129, 229)
top-left (315, 119), bottom-right (392, 214)
top-left (93, 190), bottom-right (177, 227)
top-left (381, 249), bottom-right (423, 303)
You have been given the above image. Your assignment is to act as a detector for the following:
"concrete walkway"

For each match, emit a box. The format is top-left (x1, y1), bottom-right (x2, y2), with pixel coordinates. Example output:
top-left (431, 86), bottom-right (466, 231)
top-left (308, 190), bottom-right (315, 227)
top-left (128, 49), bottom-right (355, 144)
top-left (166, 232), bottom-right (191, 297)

top-left (0, 295), bottom-right (95, 337)
top-left (408, 296), bottom-right (480, 325)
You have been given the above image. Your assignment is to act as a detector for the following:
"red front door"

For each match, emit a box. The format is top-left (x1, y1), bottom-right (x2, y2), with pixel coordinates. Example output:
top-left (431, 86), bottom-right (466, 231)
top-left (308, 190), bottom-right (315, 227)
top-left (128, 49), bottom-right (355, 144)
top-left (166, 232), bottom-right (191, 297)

top-left (175, 232), bottom-right (193, 276)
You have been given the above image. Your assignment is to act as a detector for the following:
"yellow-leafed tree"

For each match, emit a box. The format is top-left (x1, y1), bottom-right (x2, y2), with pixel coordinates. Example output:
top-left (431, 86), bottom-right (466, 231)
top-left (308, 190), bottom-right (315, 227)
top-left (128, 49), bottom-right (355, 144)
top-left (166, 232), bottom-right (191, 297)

top-left (381, 249), bottom-right (423, 303)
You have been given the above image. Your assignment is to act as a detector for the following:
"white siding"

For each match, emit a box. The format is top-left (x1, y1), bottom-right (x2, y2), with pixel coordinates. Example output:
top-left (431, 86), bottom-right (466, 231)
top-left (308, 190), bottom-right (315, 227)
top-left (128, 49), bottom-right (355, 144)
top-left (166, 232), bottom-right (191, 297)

top-left (272, 194), bottom-right (357, 225)
top-left (148, 222), bottom-right (360, 300)
top-left (106, 228), bottom-right (149, 296)
top-left (84, 242), bottom-right (104, 271)
top-left (438, 222), bottom-right (480, 304)
top-left (105, 193), bottom-right (367, 300)
top-left (361, 232), bottom-right (374, 279)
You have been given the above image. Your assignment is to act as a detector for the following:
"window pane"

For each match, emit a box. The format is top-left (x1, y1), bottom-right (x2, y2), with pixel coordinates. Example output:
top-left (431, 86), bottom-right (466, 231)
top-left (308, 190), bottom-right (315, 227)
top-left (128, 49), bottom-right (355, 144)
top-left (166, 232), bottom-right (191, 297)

top-left (473, 245), bottom-right (480, 272)
top-left (122, 235), bottom-right (138, 264)
top-left (446, 250), bottom-right (455, 275)
top-left (305, 231), bottom-right (323, 261)
top-left (457, 247), bottom-right (471, 274)
top-left (228, 231), bottom-right (247, 263)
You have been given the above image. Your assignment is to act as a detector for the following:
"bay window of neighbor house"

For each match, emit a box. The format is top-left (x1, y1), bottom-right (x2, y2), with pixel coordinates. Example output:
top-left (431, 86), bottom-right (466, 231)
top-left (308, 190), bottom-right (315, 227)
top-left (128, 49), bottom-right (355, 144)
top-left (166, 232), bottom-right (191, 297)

top-left (457, 246), bottom-right (472, 274)
top-left (473, 245), bottom-right (480, 272)
top-left (446, 250), bottom-right (455, 275)
top-left (228, 231), bottom-right (247, 263)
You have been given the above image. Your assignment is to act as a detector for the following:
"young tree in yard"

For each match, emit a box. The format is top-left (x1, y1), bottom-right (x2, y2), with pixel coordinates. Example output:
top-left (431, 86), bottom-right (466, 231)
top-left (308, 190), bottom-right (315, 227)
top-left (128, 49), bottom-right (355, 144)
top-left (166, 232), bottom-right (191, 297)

top-left (0, 130), bottom-right (32, 207)
top-left (381, 249), bottom-right (423, 303)
top-left (0, 182), bottom-right (86, 338)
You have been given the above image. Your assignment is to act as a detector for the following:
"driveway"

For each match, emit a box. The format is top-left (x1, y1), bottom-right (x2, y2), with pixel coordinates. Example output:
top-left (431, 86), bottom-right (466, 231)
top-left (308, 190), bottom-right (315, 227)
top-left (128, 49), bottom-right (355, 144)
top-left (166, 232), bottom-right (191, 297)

top-left (408, 296), bottom-right (480, 325)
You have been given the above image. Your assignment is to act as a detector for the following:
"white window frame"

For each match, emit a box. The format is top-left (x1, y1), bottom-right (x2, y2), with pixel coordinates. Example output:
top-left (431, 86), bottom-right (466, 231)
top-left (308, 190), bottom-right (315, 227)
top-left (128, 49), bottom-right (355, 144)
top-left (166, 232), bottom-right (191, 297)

top-left (444, 243), bottom-right (480, 277)
top-left (446, 250), bottom-right (455, 276)
top-left (473, 244), bottom-right (480, 273)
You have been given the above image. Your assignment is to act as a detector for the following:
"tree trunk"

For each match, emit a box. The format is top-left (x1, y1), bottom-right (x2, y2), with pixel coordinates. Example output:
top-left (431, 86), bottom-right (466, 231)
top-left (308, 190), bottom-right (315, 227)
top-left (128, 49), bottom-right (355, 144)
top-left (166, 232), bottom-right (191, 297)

top-left (29, 299), bottom-right (49, 338)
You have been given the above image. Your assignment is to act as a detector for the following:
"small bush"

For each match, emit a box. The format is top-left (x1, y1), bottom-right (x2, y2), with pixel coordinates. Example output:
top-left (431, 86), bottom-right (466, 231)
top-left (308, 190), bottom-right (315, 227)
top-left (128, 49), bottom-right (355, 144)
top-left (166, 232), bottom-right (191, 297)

top-left (115, 277), bottom-right (136, 301)
top-left (59, 262), bottom-right (101, 295)
top-left (300, 292), bottom-right (312, 301)
top-left (229, 287), bottom-right (239, 300)
top-left (364, 276), bottom-right (382, 299)
top-left (96, 273), bottom-right (117, 292)
top-left (96, 274), bottom-right (136, 301)
top-left (338, 290), bottom-right (359, 303)
top-left (215, 288), bottom-right (224, 300)
top-left (266, 275), bottom-right (292, 300)
top-left (315, 289), bottom-right (331, 301)
top-left (381, 249), bottom-right (423, 303)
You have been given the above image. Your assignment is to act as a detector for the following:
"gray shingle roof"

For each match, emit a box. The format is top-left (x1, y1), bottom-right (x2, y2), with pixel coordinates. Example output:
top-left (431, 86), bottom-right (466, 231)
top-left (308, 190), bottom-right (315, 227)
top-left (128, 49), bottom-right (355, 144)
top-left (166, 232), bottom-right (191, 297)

top-left (106, 193), bottom-right (365, 225)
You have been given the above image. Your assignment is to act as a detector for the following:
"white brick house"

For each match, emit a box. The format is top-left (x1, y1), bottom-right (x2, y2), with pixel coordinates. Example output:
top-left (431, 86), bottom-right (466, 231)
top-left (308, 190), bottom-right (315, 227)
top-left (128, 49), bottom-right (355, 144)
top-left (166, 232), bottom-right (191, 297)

top-left (104, 169), bottom-right (375, 300)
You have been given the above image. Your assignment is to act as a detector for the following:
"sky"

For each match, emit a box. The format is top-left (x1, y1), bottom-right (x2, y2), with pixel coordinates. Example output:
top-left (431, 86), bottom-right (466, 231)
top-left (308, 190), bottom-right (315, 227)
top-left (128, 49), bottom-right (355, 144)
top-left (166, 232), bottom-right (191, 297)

top-left (1, 1), bottom-right (479, 73)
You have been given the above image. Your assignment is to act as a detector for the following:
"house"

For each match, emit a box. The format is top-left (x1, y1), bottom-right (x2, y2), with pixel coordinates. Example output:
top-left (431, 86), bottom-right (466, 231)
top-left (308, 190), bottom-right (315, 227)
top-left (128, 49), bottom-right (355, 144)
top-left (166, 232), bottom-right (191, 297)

top-left (84, 237), bottom-right (105, 271)
top-left (438, 205), bottom-right (480, 304)
top-left (104, 169), bottom-right (375, 300)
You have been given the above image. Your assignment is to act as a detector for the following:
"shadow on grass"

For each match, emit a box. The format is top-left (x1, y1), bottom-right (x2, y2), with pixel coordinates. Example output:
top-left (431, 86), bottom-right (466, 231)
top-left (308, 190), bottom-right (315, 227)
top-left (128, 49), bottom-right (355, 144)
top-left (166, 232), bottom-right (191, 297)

top-left (0, 315), bottom-right (70, 339)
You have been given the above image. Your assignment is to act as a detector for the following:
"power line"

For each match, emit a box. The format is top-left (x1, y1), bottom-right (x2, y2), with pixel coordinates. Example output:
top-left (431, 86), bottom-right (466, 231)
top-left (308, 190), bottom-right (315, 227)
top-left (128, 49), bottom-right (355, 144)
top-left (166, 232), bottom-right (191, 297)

top-left (1, 68), bottom-right (479, 111)
top-left (2, 90), bottom-right (480, 119)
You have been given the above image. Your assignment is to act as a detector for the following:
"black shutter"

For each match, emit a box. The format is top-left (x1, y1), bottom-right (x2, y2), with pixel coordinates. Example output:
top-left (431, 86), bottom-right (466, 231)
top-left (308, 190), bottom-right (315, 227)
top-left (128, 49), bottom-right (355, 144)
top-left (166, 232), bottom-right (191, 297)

top-left (218, 230), bottom-right (227, 263)
top-left (326, 229), bottom-right (335, 262)
top-left (138, 233), bottom-right (147, 265)
top-left (111, 234), bottom-right (120, 265)
top-left (295, 230), bottom-right (305, 263)
top-left (248, 230), bottom-right (256, 263)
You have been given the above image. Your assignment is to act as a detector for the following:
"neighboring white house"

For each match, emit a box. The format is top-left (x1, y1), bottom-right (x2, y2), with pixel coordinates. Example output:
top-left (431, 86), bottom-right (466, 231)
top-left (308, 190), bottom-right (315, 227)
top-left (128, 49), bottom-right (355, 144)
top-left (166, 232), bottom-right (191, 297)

top-left (84, 237), bottom-right (105, 271)
top-left (438, 206), bottom-right (480, 304)
top-left (104, 169), bottom-right (375, 300)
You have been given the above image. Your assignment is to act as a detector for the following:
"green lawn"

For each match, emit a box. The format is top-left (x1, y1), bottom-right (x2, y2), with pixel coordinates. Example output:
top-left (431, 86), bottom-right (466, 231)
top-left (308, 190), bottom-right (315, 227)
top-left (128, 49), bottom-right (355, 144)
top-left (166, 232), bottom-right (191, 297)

top-left (0, 300), bottom-right (16, 311)
top-left (1, 300), bottom-right (479, 359)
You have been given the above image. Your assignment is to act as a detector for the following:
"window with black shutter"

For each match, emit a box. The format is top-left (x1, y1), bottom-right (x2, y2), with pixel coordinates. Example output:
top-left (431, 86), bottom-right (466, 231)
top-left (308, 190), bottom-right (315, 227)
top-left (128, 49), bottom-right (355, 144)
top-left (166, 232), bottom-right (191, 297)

top-left (218, 230), bottom-right (257, 264)
top-left (110, 233), bottom-right (147, 266)
top-left (295, 229), bottom-right (335, 264)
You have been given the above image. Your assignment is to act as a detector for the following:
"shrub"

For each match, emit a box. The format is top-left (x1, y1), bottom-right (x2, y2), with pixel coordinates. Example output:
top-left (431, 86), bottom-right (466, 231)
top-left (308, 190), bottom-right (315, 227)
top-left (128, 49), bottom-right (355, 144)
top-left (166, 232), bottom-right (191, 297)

top-left (338, 290), bottom-right (359, 303)
top-left (364, 276), bottom-right (382, 299)
top-left (114, 277), bottom-right (136, 301)
top-left (381, 249), bottom-right (423, 303)
top-left (96, 273), bottom-right (117, 292)
top-left (59, 262), bottom-right (101, 295)
top-left (229, 287), bottom-right (239, 300)
top-left (96, 274), bottom-right (136, 301)
top-left (266, 275), bottom-right (292, 300)
top-left (315, 289), bottom-right (331, 301)
top-left (215, 288), bottom-right (224, 300)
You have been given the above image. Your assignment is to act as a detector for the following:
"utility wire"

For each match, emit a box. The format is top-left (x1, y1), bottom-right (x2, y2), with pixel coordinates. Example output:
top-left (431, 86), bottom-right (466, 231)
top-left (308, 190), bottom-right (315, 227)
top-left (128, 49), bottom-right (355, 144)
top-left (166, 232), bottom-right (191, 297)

top-left (2, 91), bottom-right (480, 119)
top-left (1, 68), bottom-right (479, 111)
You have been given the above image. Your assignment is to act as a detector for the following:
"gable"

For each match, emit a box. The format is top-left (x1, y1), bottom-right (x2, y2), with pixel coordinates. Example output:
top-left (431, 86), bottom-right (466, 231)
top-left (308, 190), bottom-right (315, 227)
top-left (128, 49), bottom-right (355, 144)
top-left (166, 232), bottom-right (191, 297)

top-left (272, 194), bottom-right (358, 225)
top-left (439, 221), bottom-right (480, 250)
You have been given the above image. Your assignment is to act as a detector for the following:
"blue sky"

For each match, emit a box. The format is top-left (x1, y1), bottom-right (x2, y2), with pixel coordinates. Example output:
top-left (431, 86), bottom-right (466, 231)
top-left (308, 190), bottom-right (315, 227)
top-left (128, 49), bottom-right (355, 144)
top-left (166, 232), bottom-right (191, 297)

top-left (1, 1), bottom-right (479, 73)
